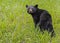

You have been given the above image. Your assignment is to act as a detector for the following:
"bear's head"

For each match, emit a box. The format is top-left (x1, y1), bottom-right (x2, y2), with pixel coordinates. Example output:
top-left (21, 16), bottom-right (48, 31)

top-left (26, 4), bottom-right (38, 14)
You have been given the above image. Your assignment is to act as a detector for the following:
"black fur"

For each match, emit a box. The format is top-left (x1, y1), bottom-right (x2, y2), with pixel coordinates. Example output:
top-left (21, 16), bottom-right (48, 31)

top-left (26, 4), bottom-right (55, 37)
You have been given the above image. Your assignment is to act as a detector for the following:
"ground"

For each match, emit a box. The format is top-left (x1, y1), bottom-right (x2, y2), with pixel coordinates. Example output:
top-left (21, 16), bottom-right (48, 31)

top-left (0, 0), bottom-right (60, 43)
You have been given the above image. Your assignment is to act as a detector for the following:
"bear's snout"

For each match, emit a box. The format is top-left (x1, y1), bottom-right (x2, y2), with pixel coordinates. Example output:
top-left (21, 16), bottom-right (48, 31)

top-left (29, 8), bottom-right (33, 13)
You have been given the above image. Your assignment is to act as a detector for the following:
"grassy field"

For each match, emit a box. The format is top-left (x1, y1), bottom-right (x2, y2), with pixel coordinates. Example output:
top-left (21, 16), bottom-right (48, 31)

top-left (0, 0), bottom-right (60, 43)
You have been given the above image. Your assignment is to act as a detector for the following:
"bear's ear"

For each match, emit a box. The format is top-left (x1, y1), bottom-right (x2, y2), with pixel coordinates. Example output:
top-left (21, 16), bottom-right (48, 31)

top-left (34, 4), bottom-right (38, 8)
top-left (26, 5), bottom-right (28, 8)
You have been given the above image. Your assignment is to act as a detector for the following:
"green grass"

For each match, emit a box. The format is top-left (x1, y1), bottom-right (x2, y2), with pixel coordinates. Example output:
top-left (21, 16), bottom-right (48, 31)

top-left (0, 0), bottom-right (60, 43)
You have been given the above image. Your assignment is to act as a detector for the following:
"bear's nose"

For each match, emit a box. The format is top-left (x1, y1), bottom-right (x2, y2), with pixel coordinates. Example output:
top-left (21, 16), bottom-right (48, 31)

top-left (29, 9), bottom-right (33, 12)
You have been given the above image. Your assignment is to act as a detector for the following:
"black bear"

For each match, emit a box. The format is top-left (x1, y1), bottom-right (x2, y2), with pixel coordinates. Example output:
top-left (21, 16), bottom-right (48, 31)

top-left (26, 4), bottom-right (55, 37)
